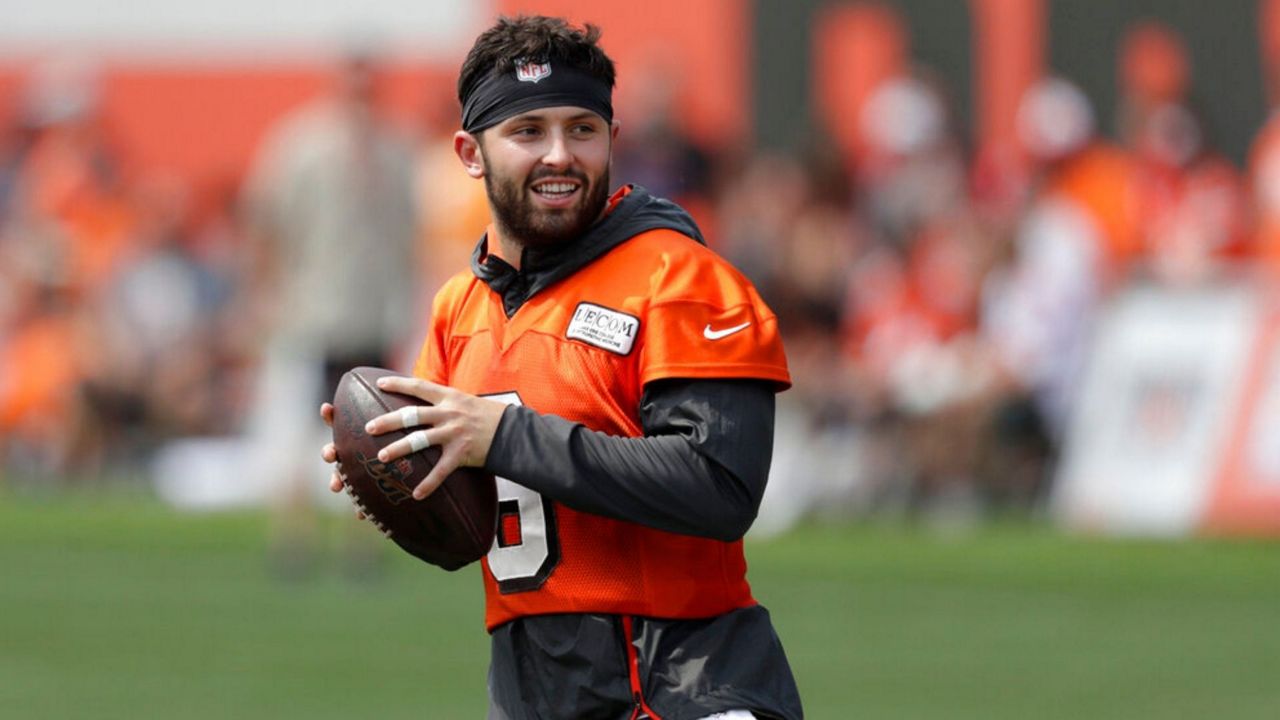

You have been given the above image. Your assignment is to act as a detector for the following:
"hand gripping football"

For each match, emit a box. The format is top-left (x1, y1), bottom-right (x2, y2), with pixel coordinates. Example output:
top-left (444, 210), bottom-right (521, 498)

top-left (332, 367), bottom-right (497, 570)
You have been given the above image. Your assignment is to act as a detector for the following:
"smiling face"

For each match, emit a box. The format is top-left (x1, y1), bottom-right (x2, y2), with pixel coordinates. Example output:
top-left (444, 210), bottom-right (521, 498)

top-left (457, 106), bottom-right (618, 252)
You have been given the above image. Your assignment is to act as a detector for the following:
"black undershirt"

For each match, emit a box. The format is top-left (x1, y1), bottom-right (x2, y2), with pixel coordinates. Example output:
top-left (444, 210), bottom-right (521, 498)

top-left (485, 378), bottom-right (775, 541)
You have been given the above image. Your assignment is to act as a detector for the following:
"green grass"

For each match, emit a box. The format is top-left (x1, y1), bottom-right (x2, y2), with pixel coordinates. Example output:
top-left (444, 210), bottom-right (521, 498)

top-left (1, 492), bottom-right (1278, 719)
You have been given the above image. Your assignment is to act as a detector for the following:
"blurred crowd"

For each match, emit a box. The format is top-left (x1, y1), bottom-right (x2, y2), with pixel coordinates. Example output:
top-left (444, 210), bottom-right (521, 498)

top-left (0, 57), bottom-right (260, 482)
top-left (2, 18), bottom-right (1278, 529)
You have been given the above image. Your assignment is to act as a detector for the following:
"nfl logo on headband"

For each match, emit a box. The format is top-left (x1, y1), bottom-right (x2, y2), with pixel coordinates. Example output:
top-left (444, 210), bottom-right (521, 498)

top-left (516, 60), bottom-right (552, 84)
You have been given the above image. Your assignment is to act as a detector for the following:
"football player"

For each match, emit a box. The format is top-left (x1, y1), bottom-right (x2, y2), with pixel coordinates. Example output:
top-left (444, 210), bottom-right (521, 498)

top-left (322, 15), bottom-right (802, 719)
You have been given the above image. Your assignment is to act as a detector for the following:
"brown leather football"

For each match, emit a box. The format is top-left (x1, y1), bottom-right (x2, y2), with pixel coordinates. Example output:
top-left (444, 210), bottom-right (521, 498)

top-left (331, 366), bottom-right (497, 570)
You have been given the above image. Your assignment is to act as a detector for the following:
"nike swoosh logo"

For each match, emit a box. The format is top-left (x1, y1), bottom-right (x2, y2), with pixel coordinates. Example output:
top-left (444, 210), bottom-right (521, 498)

top-left (703, 322), bottom-right (751, 340)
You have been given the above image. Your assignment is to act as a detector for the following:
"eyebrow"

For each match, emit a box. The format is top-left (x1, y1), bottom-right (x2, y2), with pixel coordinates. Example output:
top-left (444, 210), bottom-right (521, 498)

top-left (505, 111), bottom-right (601, 124)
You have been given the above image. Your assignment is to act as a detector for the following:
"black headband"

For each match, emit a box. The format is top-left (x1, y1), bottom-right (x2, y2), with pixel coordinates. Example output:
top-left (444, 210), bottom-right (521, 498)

top-left (461, 59), bottom-right (613, 134)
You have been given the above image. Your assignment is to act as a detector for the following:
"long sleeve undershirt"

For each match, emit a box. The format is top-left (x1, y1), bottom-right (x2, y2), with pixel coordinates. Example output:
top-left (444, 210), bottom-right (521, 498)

top-left (483, 379), bottom-right (776, 542)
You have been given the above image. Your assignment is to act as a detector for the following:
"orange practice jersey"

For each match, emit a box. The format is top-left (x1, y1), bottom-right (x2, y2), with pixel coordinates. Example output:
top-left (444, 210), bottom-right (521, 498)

top-left (414, 224), bottom-right (790, 630)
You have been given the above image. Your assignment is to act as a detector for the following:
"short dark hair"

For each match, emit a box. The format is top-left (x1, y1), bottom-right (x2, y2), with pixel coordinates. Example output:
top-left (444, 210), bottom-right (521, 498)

top-left (457, 15), bottom-right (616, 108)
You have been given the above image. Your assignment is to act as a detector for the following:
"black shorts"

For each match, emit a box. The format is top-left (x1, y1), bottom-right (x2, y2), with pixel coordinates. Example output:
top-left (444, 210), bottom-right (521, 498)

top-left (486, 605), bottom-right (803, 720)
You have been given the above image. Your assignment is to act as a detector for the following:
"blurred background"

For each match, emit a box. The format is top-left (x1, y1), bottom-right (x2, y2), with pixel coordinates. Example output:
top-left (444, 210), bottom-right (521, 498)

top-left (2, 1), bottom-right (1279, 718)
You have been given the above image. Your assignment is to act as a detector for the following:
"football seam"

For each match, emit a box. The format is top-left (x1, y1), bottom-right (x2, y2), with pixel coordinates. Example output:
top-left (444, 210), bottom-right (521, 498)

top-left (352, 370), bottom-right (394, 415)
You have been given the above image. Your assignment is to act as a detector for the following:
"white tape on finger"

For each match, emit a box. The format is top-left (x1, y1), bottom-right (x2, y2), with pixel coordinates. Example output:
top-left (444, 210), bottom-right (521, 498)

top-left (407, 429), bottom-right (430, 453)
top-left (399, 406), bottom-right (419, 429)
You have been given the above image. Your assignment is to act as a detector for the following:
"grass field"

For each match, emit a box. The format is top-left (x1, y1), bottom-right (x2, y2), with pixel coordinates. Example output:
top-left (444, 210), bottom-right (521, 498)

top-left (2, 491), bottom-right (1278, 719)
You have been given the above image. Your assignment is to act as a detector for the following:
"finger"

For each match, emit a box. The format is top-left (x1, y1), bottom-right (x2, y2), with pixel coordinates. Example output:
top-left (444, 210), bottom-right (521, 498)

top-left (377, 428), bottom-right (437, 463)
top-left (414, 443), bottom-right (465, 499)
top-left (321, 442), bottom-right (338, 463)
top-left (320, 402), bottom-right (335, 427)
top-left (329, 469), bottom-right (344, 493)
top-left (412, 464), bottom-right (450, 500)
top-left (376, 375), bottom-right (447, 404)
top-left (365, 405), bottom-right (438, 435)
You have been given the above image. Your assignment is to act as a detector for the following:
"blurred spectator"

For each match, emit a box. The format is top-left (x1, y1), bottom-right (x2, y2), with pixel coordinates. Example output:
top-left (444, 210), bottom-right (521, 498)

top-left (1117, 22), bottom-right (1191, 153)
top-left (857, 73), bottom-right (968, 250)
top-left (1253, 9), bottom-right (1280, 275)
top-left (812, 1), bottom-right (910, 175)
top-left (1017, 76), bottom-right (1142, 283)
top-left (0, 56), bottom-right (133, 480)
top-left (716, 151), bottom-right (811, 302)
top-left (415, 84), bottom-right (489, 299)
top-left (0, 238), bottom-right (87, 478)
top-left (242, 46), bottom-right (420, 576)
top-left (613, 62), bottom-right (716, 233)
top-left (1113, 22), bottom-right (1252, 283)
top-left (1249, 98), bottom-right (1280, 275)
top-left (975, 77), bottom-right (1123, 512)
top-left (181, 178), bottom-right (263, 427)
top-left (0, 110), bottom-right (34, 226)
top-left (9, 57), bottom-right (137, 298)
top-left (77, 175), bottom-right (243, 473)
top-left (840, 71), bottom-right (993, 519)
top-left (1132, 103), bottom-right (1251, 285)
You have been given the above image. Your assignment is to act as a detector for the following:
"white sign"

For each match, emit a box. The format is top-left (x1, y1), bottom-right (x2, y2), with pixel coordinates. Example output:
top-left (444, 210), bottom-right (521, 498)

top-left (1053, 284), bottom-right (1260, 535)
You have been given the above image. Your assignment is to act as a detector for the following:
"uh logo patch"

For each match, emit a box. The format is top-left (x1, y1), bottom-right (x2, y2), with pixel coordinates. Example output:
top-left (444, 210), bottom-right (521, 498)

top-left (566, 302), bottom-right (639, 355)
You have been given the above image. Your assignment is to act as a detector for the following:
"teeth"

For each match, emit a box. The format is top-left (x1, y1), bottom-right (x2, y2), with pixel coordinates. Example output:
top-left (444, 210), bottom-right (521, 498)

top-left (535, 182), bottom-right (577, 194)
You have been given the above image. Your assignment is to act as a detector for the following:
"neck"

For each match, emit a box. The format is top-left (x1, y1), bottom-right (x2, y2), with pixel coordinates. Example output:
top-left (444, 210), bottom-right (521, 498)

top-left (490, 222), bottom-right (526, 270)
top-left (488, 213), bottom-right (607, 271)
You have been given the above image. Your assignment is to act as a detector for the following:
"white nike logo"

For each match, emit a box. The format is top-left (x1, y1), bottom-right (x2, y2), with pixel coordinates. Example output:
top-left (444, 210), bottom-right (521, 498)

top-left (703, 322), bottom-right (751, 340)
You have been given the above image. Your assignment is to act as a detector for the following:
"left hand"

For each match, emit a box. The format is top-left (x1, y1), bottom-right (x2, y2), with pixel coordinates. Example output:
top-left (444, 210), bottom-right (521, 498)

top-left (363, 376), bottom-right (507, 500)
top-left (321, 402), bottom-right (367, 520)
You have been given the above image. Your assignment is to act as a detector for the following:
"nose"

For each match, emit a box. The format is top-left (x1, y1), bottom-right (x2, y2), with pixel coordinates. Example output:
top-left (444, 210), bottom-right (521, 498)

top-left (540, 131), bottom-right (572, 169)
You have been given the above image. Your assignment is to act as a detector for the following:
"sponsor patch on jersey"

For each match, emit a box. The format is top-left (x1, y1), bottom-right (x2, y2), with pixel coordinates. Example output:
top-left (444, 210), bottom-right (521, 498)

top-left (566, 302), bottom-right (639, 355)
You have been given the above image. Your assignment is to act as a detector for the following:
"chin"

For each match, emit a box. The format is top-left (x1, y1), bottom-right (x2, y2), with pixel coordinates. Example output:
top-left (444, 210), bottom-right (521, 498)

top-left (525, 225), bottom-right (580, 247)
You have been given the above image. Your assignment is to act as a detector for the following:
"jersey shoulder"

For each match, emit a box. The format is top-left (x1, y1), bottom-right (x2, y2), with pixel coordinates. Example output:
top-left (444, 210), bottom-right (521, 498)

top-left (434, 267), bottom-right (485, 310)
top-left (602, 230), bottom-right (791, 388)
top-left (428, 268), bottom-right (490, 337)
top-left (633, 230), bottom-right (775, 318)
top-left (601, 229), bottom-right (766, 309)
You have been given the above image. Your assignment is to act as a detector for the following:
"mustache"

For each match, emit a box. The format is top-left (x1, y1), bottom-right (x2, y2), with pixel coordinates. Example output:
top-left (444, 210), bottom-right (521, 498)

top-left (526, 167), bottom-right (590, 186)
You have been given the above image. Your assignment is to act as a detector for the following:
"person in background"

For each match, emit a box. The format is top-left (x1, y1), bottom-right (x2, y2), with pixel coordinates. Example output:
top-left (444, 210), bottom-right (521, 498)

top-left (243, 44), bottom-right (420, 577)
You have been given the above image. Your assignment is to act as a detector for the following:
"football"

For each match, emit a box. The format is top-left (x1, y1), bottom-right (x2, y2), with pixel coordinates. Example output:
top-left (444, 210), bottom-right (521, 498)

top-left (331, 366), bottom-right (497, 571)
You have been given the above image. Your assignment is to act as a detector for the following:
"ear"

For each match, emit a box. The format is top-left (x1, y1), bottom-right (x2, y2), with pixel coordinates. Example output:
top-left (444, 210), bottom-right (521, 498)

top-left (610, 119), bottom-right (621, 143)
top-left (454, 131), bottom-right (485, 179)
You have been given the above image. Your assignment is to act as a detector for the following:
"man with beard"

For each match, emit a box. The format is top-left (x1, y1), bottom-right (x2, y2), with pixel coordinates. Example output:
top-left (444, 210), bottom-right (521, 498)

top-left (321, 15), bottom-right (803, 720)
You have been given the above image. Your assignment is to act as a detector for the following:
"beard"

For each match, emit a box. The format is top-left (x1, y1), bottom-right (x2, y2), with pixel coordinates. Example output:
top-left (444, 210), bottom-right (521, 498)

top-left (484, 163), bottom-right (612, 249)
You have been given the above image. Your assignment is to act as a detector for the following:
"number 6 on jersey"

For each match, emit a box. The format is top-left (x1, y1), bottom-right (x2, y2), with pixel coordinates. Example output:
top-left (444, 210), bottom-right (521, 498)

top-left (483, 392), bottom-right (561, 593)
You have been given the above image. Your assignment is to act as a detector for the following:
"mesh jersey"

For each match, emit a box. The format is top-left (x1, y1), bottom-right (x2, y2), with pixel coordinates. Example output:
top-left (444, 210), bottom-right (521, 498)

top-left (414, 225), bottom-right (790, 630)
